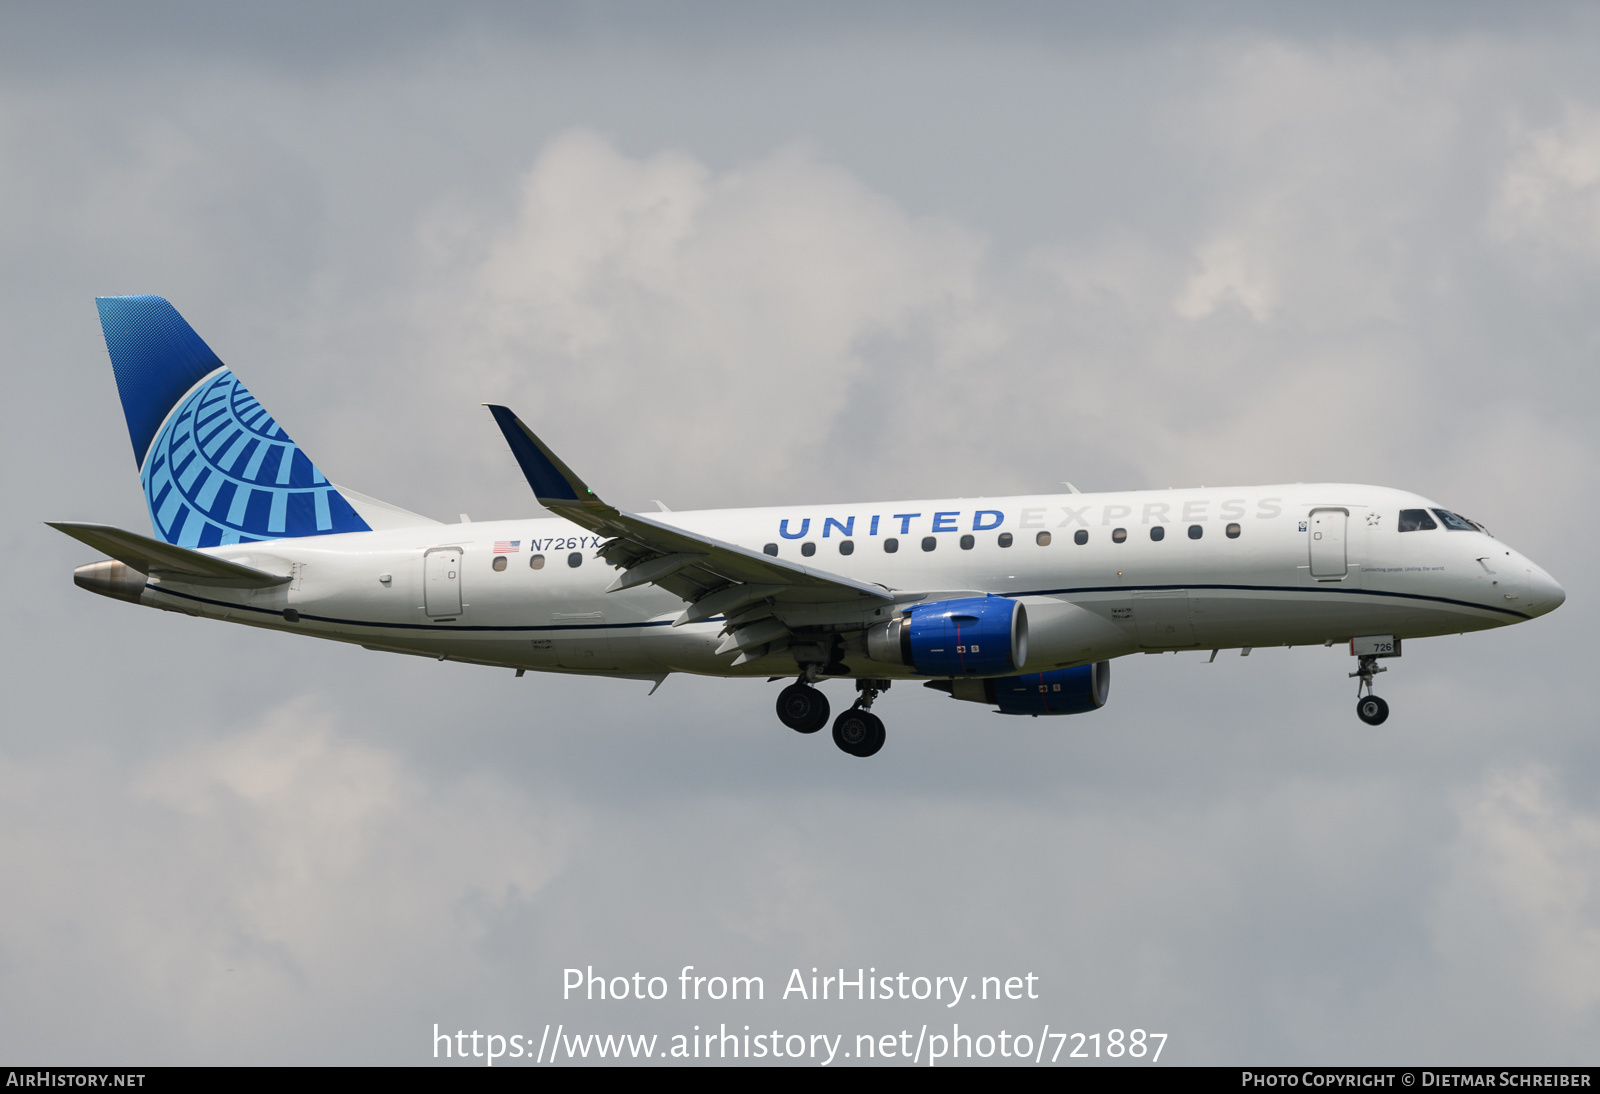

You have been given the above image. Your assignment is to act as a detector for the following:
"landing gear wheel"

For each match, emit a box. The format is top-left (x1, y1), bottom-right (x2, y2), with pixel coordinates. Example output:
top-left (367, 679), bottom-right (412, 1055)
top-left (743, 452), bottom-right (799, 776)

top-left (1356, 695), bottom-right (1390, 726)
top-left (776, 683), bottom-right (830, 734)
top-left (832, 708), bottom-right (886, 757)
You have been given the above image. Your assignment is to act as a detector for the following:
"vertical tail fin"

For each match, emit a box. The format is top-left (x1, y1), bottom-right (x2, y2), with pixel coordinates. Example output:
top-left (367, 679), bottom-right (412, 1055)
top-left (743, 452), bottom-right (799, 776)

top-left (95, 296), bottom-right (370, 546)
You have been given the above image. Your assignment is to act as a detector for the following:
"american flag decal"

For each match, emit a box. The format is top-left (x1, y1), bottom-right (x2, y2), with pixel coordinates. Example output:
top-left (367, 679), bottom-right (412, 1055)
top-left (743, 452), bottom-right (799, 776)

top-left (493, 540), bottom-right (521, 554)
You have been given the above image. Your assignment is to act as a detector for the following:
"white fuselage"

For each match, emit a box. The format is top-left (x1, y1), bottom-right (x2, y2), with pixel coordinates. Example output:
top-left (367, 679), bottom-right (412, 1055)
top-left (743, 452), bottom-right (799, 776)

top-left (131, 484), bottom-right (1565, 680)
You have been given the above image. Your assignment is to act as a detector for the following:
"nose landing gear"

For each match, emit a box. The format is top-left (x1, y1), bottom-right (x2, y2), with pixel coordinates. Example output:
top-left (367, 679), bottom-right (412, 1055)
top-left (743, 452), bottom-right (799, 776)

top-left (1351, 654), bottom-right (1390, 726)
top-left (1356, 693), bottom-right (1390, 725)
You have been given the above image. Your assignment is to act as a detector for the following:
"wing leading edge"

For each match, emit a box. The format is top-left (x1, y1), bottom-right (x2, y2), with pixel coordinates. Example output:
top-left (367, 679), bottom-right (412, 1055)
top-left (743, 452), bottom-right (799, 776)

top-left (483, 405), bottom-right (894, 663)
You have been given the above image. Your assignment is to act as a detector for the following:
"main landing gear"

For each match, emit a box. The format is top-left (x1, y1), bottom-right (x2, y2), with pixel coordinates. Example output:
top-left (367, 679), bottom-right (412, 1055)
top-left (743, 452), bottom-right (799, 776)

top-left (832, 708), bottom-right (885, 758)
top-left (775, 682), bottom-right (830, 734)
top-left (776, 677), bottom-right (890, 757)
top-left (833, 679), bottom-right (889, 758)
top-left (1351, 654), bottom-right (1390, 726)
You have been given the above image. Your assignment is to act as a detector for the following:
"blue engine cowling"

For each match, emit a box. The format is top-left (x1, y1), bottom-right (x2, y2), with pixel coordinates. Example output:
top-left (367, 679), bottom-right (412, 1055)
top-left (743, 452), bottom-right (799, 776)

top-left (926, 661), bottom-right (1111, 716)
top-left (867, 595), bottom-right (1028, 676)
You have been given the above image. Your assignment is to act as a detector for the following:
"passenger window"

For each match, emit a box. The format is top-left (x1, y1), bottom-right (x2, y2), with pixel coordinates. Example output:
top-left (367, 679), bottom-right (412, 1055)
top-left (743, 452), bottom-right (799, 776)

top-left (1074, 530), bottom-right (1088, 545)
top-left (530, 554), bottom-right (545, 569)
top-left (1398, 509), bottom-right (1437, 532)
top-left (1188, 524), bottom-right (1203, 540)
top-left (959, 534), bottom-right (975, 550)
top-left (1112, 527), bottom-right (1127, 543)
top-left (567, 552), bottom-right (583, 568)
top-left (884, 538), bottom-right (899, 553)
top-left (801, 542), bottom-right (816, 557)
top-left (1225, 523), bottom-right (1240, 539)
top-left (763, 543), bottom-right (778, 556)
top-left (921, 536), bottom-right (937, 552)
top-left (1432, 509), bottom-right (1476, 532)
top-left (998, 532), bottom-right (1013, 548)
top-left (839, 540), bottom-right (854, 555)
top-left (1150, 526), bottom-right (1165, 542)
top-left (1035, 531), bottom-right (1052, 546)
top-left (492, 556), bottom-right (508, 572)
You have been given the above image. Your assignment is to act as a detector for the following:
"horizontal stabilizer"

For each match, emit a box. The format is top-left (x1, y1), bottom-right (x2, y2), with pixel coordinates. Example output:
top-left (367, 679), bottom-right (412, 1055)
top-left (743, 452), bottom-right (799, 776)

top-left (46, 521), bottom-right (289, 588)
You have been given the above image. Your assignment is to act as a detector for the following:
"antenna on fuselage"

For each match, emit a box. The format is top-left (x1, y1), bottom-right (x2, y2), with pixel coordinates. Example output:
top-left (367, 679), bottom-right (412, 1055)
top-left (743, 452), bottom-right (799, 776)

top-left (1061, 482), bottom-right (1082, 494)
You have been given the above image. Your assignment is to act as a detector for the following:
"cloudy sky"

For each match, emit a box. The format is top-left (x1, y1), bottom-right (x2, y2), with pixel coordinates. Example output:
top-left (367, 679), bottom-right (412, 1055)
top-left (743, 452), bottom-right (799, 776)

top-left (4, 2), bottom-right (1598, 1065)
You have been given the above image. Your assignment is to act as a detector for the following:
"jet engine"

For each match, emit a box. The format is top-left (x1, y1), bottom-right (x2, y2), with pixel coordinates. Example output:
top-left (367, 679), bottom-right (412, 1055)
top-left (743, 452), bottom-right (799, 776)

top-left (925, 661), bottom-right (1111, 716)
top-left (866, 596), bottom-right (1028, 676)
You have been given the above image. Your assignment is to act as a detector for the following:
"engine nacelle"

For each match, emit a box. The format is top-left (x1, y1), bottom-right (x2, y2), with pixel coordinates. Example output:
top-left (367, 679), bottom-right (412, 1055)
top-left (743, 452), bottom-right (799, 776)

top-left (866, 596), bottom-right (1028, 676)
top-left (927, 662), bottom-right (1111, 716)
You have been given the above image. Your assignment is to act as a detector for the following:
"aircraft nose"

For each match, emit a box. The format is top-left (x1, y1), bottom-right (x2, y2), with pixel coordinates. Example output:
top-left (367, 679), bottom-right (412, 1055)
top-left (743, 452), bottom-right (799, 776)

top-left (1526, 566), bottom-right (1566, 615)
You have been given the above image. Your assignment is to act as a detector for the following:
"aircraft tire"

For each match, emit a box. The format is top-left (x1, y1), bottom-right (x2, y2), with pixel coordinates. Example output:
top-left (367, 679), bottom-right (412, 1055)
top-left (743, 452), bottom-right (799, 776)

top-left (1356, 695), bottom-right (1390, 726)
top-left (832, 709), bottom-right (885, 757)
top-left (859, 714), bottom-right (886, 757)
top-left (776, 683), bottom-right (830, 734)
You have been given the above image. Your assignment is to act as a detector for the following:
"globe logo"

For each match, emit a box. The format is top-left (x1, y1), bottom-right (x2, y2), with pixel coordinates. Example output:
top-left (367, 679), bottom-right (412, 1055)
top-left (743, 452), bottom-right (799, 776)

top-left (140, 368), bottom-right (370, 547)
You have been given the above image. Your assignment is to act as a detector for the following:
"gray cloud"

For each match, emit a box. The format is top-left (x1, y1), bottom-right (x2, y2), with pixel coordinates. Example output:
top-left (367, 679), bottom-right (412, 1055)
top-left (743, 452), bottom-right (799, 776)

top-left (3, 3), bottom-right (1598, 1064)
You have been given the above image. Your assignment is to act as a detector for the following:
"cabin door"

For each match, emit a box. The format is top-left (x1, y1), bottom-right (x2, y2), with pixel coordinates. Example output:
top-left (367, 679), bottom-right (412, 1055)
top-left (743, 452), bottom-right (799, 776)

top-left (1308, 509), bottom-right (1348, 580)
top-left (424, 548), bottom-right (463, 617)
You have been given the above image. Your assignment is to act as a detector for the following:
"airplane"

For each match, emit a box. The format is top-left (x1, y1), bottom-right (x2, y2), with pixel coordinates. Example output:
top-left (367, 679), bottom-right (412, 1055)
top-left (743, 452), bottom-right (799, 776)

top-left (51, 296), bottom-right (1566, 758)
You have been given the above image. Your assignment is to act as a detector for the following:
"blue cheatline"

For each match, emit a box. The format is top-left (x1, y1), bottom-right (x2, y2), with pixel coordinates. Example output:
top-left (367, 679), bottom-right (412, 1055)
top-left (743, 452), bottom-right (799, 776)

top-left (96, 295), bottom-right (370, 547)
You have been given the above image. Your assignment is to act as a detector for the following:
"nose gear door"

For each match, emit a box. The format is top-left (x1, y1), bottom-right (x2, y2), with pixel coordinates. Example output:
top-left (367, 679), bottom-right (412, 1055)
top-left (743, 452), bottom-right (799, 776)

top-left (1308, 509), bottom-right (1348, 580)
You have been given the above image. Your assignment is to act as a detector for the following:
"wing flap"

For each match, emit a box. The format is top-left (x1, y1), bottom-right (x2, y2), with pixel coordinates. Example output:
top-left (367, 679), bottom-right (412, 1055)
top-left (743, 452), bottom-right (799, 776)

top-left (715, 617), bottom-right (791, 656)
top-left (675, 584), bottom-right (788, 627)
top-left (604, 552), bottom-right (707, 593)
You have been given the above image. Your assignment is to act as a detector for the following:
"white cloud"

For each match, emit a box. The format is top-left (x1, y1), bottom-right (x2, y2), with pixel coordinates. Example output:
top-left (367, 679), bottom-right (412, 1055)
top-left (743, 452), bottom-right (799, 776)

top-left (406, 109), bottom-right (1458, 509)
top-left (1173, 233), bottom-right (1279, 322)
top-left (1495, 106), bottom-right (1600, 261)
top-left (0, 701), bottom-right (578, 1059)
top-left (1161, 40), bottom-right (1453, 332)
top-left (1433, 766), bottom-right (1600, 1015)
top-left (6, 11), bottom-right (1600, 1064)
top-left (421, 130), bottom-right (986, 505)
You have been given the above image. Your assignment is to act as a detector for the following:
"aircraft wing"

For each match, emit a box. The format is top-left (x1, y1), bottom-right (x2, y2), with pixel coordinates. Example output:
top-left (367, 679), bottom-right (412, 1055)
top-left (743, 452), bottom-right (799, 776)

top-left (485, 405), bottom-right (893, 662)
top-left (46, 521), bottom-right (290, 588)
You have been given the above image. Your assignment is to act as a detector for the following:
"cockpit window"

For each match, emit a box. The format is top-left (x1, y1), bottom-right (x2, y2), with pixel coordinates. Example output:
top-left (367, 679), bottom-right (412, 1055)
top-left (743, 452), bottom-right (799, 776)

top-left (1432, 509), bottom-right (1478, 532)
top-left (1398, 509), bottom-right (1437, 532)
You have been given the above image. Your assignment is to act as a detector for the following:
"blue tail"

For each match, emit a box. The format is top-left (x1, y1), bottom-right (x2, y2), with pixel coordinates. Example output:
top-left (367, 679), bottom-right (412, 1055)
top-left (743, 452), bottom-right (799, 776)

top-left (96, 296), bottom-right (371, 547)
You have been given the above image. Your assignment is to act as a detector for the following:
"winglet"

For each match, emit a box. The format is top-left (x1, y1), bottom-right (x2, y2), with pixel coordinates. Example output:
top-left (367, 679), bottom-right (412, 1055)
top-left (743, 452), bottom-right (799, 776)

top-left (484, 405), bottom-right (609, 511)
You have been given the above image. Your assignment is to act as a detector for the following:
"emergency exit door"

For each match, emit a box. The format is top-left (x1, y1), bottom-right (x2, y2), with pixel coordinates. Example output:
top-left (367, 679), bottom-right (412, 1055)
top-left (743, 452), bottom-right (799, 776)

top-left (424, 548), bottom-right (463, 617)
top-left (1308, 509), bottom-right (1348, 580)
